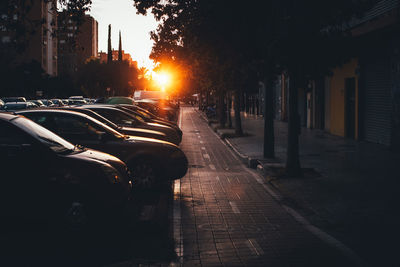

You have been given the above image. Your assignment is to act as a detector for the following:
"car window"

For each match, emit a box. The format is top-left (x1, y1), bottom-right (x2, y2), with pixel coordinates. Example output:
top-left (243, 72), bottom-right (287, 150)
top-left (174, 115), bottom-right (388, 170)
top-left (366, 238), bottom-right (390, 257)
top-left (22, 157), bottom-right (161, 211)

top-left (53, 114), bottom-right (106, 141)
top-left (0, 121), bottom-right (28, 145)
top-left (25, 113), bottom-right (54, 130)
top-left (11, 117), bottom-right (74, 153)
top-left (92, 108), bottom-right (137, 125)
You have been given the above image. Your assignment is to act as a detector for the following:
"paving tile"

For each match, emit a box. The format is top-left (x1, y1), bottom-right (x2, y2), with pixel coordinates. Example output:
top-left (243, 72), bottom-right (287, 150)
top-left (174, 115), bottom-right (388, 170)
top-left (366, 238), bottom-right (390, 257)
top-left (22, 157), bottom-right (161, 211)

top-left (178, 107), bottom-right (355, 267)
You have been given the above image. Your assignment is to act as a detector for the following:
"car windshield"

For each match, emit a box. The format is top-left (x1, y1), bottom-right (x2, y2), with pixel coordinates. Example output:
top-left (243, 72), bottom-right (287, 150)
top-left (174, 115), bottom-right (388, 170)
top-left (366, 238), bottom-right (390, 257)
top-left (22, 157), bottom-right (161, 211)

top-left (86, 116), bottom-right (125, 139)
top-left (12, 117), bottom-right (75, 153)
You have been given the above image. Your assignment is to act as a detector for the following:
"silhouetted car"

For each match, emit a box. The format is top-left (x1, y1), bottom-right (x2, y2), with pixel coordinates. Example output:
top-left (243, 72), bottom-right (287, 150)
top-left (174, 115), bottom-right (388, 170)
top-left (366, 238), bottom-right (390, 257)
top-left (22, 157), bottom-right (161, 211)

top-left (1, 97), bottom-right (26, 103)
top-left (68, 99), bottom-right (87, 105)
top-left (0, 113), bottom-right (132, 228)
top-left (136, 99), bottom-right (178, 122)
top-left (40, 99), bottom-right (55, 107)
top-left (17, 109), bottom-right (188, 188)
top-left (2, 101), bottom-right (37, 111)
top-left (105, 96), bottom-right (135, 105)
top-left (50, 99), bottom-right (66, 107)
top-left (68, 96), bottom-right (87, 105)
top-left (29, 100), bottom-right (46, 107)
top-left (115, 104), bottom-right (182, 139)
top-left (77, 105), bottom-right (181, 145)
top-left (57, 107), bottom-right (169, 141)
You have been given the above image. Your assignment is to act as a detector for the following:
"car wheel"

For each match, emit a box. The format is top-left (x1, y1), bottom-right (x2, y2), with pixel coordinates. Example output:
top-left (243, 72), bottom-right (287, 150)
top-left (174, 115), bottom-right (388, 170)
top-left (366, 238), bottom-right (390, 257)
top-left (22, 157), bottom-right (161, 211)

top-left (131, 160), bottom-right (158, 189)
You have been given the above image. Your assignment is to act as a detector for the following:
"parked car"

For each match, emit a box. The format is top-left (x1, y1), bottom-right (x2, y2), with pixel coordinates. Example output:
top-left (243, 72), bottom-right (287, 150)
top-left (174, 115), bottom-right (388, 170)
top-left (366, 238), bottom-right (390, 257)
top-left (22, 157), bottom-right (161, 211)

top-left (29, 99), bottom-right (46, 107)
top-left (0, 113), bottom-right (132, 228)
top-left (2, 101), bottom-right (37, 111)
top-left (1, 96), bottom-right (26, 103)
top-left (50, 99), bottom-right (66, 107)
top-left (105, 96), bottom-right (135, 105)
top-left (115, 104), bottom-right (182, 139)
top-left (68, 99), bottom-right (87, 105)
top-left (40, 99), bottom-right (55, 107)
top-left (17, 109), bottom-right (188, 188)
top-left (77, 105), bottom-right (182, 145)
top-left (57, 107), bottom-right (169, 141)
top-left (136, 99), bottom-right (178, 122)
top-left (68, 96), bottom-right (87, 105)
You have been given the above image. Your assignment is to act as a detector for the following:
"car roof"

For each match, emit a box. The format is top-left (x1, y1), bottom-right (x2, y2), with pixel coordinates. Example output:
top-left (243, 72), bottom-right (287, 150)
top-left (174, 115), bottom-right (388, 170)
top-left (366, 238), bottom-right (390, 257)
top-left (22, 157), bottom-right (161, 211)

top-left (16, 108), bottom-right (94, 118)
top-left (0, 112), bottom-right (20, 121)
top-left (4, 102), bottom-right (28, 105)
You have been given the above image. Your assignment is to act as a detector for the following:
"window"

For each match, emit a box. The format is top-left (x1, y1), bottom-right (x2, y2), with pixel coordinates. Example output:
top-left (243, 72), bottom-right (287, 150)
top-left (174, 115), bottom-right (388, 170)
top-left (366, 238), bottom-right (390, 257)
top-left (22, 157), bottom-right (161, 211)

top-left (0, 121), bottom-right (27, 145)
top-left (53, 114), bottom-right (105, 141)
top-left (93, 109), bottom-right (137, 126)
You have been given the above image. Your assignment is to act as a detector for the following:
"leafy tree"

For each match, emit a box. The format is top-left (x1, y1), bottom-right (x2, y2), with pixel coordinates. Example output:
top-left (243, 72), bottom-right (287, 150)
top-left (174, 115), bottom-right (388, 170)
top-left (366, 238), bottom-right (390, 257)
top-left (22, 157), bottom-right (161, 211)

top-left (77, 58), bottom-right (140, 97)
top-left (133, 0), bottom-right (378, 175)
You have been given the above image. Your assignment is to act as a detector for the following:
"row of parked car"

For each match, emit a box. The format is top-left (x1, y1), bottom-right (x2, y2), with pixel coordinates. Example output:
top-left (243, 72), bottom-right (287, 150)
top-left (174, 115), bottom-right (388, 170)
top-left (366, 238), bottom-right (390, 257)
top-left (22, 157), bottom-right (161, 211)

top-left (0, 95), bottom-right (186, 229)
top-left (0, 96), bottom-right (96, 111)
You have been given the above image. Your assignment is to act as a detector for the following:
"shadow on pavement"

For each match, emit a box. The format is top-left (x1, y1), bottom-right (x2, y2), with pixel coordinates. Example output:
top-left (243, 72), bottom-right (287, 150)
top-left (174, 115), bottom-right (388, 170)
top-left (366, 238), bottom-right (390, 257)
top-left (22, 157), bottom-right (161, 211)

top-left (0, 184), bottom-right (175, 267)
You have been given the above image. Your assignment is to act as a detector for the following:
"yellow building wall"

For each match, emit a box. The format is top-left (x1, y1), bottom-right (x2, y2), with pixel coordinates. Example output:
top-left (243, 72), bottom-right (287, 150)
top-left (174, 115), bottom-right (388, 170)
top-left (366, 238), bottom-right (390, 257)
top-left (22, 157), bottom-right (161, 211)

top-left (329, 58), bottom-right (359, 138)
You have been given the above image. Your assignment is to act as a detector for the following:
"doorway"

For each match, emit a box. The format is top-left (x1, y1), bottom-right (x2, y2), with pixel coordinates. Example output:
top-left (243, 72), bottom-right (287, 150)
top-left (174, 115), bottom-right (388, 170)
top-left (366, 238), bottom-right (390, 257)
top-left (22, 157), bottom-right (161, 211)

top-left (345, 77), bottom-right (356, 139)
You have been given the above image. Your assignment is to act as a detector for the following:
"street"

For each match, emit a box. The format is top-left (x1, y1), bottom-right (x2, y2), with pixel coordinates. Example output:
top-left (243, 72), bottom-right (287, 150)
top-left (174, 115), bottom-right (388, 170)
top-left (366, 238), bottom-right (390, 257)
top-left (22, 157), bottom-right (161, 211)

top-left (175, 106), bottom-right (358, 267)
top-left (0, 106), bottom-right (368, 267)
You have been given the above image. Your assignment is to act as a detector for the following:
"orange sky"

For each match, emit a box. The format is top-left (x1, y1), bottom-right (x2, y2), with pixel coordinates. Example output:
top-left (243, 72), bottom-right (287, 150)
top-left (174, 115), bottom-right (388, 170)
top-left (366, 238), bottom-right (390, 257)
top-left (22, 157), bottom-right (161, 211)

top-left (88, 0), bottom-right (159, 70)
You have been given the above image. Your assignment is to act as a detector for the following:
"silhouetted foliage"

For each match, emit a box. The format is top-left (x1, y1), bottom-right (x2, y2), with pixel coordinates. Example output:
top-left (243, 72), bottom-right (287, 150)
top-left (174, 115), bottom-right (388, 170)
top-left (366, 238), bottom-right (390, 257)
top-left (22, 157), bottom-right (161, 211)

top-left (133, 0), bottom-right (379, 175)
top-left (107, 24), bottom-right (112, 63)
top-left (77, 58), bottom-right (140, 97)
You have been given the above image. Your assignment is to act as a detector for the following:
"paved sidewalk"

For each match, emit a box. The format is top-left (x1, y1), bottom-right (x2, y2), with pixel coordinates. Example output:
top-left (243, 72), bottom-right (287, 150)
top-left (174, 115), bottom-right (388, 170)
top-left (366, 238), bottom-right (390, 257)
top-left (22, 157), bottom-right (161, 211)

top-left (211, 112), bottom-right (400, 267)
top-left (177, 107), bottom-right (357, 266)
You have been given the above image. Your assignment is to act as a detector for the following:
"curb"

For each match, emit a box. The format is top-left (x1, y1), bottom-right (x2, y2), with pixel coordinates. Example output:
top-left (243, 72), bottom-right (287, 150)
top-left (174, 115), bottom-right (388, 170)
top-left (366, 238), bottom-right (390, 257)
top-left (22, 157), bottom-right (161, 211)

top-left (196, 109), bottom-right (260, 169)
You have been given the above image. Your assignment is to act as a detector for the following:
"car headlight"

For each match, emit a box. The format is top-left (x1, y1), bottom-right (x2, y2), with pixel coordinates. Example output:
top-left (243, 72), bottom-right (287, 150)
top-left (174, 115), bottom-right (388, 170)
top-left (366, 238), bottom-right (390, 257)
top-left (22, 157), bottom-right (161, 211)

top-left (101, 165), bottom-right (120, 184)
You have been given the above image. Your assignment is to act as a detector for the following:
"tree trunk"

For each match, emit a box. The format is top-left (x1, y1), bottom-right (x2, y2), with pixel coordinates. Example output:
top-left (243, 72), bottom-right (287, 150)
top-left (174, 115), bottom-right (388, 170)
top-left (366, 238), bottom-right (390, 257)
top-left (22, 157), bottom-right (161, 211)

top-left (263, 79), bottom-right (275, 158)
top-left (227, 91), bottom-right (232, 128)
top-left (218, 90), bottom-right (226, 127)
top-left (234, 89), bottom-right (243, 135)
top-left (286, 70), bottom-right (302, 176)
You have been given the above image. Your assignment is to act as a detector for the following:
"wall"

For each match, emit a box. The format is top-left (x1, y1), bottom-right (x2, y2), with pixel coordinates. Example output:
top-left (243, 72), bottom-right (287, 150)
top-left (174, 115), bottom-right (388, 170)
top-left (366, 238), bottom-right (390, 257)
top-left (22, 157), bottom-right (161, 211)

top-left (329, 58), bottom-right (359, 138)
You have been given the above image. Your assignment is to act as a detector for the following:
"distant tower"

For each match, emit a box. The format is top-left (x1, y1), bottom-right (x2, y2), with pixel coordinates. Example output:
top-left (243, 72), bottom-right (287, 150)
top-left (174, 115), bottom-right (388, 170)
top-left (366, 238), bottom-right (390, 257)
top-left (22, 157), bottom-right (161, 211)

top-left (118, 30), bottom-right (122, 61)
top-left (107, 24), bottom-right (112, 63)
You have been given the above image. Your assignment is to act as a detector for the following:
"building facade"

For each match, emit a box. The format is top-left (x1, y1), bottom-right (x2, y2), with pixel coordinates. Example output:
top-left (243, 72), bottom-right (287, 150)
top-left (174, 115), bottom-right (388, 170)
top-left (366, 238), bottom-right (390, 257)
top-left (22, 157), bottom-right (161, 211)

top-left (57, 13), bottom-right (98, 76)
top-left (3, 0), bottom-right (58, 76)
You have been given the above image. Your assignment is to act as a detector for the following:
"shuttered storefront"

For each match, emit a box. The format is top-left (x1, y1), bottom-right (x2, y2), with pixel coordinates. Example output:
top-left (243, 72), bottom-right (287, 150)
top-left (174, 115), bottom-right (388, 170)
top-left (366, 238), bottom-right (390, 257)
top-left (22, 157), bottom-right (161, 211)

top-left (363, 53), bottom-right (392, 145)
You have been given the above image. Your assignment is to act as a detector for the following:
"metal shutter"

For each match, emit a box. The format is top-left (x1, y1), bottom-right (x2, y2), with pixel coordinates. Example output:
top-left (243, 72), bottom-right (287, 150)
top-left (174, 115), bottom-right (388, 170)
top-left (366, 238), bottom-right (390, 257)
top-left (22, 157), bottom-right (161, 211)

top-left (363, 54), bottom-right (392, 145)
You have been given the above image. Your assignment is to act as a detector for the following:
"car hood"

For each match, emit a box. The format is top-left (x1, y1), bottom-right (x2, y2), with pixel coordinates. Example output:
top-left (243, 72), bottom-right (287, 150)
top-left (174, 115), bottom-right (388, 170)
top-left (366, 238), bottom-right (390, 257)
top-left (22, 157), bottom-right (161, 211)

top-left (124, 135), bottom-right (178, 147)
top-left (146, 122), bottom-right (173, 129)
top-left (120, 126), bottom-right (166, 137)
top-left (66, 148), bottom-right (126, 170)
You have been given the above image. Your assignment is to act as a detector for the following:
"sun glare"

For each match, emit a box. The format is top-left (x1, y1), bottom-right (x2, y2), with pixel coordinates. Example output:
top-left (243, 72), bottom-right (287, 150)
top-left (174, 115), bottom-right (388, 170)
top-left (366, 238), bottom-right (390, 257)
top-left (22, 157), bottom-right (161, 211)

top-left (154, 72), bottom-right (171, 91)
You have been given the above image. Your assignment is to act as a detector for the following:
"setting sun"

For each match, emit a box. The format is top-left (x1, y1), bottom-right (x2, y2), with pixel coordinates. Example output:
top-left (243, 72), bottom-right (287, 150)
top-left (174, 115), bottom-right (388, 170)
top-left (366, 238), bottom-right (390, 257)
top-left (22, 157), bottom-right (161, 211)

top-left (154, 72), bottom-right (171, 91)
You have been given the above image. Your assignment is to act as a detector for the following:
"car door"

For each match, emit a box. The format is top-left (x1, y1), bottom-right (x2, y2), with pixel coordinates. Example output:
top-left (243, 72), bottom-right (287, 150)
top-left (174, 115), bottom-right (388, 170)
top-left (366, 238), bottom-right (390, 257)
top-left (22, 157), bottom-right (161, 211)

top-left (51, 113), bottom-right (126, 159)
top-left (0, 121), bottom-right (51, 223)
